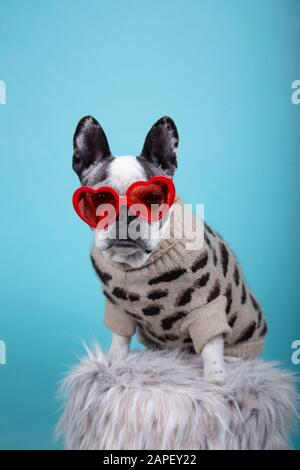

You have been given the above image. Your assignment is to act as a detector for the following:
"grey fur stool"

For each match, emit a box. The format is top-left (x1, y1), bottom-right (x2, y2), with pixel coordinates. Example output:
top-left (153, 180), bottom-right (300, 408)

top-left (57, 345), bottom-right (298, 450)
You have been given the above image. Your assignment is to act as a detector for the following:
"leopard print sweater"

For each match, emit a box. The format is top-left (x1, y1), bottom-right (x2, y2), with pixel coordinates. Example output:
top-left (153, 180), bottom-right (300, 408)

top-left (91, 203), bottom-right (267, 357)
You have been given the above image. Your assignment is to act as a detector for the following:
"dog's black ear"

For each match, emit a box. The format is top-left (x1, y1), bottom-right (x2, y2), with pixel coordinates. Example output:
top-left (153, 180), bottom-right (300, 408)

top-left (140, 116), bottom-right (179, 176)
top-left (73, 116), bottom-right (111, 180)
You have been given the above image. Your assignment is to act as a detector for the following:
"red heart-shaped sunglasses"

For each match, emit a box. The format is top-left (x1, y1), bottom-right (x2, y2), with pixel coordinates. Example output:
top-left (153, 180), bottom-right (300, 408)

top-left (72, 176), bottom-right (176, 229)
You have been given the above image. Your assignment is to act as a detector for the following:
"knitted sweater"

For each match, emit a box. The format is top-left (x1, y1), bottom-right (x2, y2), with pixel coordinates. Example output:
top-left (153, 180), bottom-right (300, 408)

top-left (91, 203), bottom-right (267, 357)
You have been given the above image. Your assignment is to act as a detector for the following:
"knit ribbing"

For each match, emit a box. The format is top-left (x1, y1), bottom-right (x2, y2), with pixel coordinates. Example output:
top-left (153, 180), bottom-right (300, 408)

top-left (104, 301), bottom-right (137, 337)
top-left (180, 296), bottom-right (231, 353)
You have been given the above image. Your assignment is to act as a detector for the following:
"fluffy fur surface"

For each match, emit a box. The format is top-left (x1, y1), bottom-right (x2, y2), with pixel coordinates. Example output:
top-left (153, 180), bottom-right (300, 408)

top-left (56, 346), bottom-right (298, 450)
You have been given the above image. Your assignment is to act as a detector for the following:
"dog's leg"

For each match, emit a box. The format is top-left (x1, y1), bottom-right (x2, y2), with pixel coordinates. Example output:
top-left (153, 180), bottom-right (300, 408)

top-left (107, 333), bottom-right (131, 364)
top-left (201, 335), bottom-right (226, 385)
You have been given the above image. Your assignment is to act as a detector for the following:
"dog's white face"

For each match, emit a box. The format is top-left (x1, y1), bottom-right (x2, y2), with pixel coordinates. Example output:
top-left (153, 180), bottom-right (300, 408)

top-left (72, 116), bottom-right (179, 268)
top-left (91, 155), bottom-right (170, 268)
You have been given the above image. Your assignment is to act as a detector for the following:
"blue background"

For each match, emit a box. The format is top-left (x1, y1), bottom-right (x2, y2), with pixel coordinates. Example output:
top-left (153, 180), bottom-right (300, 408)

top-left (0, 0), bottom-right (299, 450)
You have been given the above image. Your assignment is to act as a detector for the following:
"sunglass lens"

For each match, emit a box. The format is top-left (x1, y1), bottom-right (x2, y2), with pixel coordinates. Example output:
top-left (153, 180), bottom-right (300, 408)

top-left (129, 181), bottom-right (170, 220)
top-left (77, 190), bottom-right (117, 228)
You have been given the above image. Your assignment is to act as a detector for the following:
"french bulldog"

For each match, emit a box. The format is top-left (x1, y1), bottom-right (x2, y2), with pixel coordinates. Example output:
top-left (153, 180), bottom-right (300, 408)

top-left (72, 115), bottom-right (267, 385)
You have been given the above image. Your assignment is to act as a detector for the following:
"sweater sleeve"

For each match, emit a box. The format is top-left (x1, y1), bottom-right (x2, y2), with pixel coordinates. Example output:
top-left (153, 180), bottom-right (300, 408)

top-left (103, 300), bottom-right (137, 337)
top-left (180, 295), bottom-right (231, 353)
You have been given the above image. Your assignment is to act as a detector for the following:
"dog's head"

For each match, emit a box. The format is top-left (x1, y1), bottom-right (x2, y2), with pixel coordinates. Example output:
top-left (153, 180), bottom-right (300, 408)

top-left (72, 116), bottom-right (179, 268)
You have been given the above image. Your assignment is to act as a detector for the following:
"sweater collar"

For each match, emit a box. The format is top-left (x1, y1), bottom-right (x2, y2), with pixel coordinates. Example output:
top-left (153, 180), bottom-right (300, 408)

top-left (108, 199), bottom-right (200, 272)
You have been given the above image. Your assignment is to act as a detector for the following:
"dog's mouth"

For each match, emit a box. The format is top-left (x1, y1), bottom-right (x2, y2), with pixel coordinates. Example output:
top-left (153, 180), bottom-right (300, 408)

top-left (105, 238), bottom-right (152, 254)
top-left (110, 240), bottom-right (138, 249)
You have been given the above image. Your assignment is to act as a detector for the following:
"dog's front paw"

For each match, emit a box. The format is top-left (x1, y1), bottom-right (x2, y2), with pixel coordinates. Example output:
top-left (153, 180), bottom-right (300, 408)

top-left (203, 361), bottom-right (226, 385)
top-left (106, 348), bottom-right (128, 365)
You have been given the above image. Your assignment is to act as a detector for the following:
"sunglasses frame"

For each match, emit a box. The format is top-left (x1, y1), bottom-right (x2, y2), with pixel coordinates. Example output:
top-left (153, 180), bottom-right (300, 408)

top-left (72, 175), bottom-right (176, 229)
